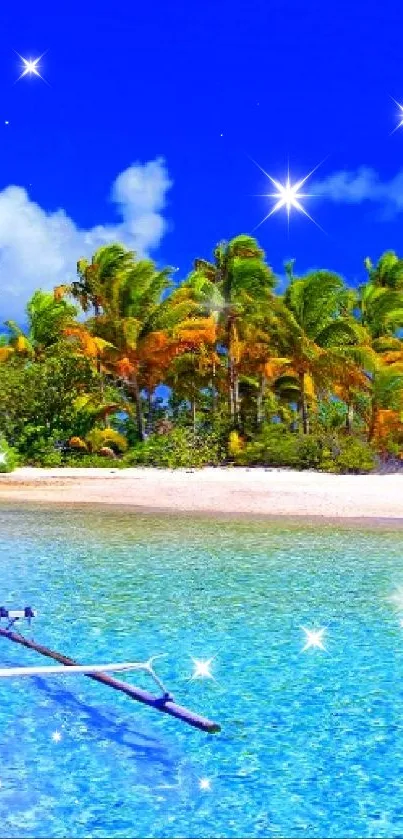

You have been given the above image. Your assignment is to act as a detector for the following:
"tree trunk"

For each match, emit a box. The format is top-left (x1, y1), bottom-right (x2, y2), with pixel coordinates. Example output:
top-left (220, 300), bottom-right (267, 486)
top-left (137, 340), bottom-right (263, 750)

top-left (211, 358), bottom-right (217, 419)
top-left (368, 403), bottom-right (377, 442)
top-left (228, 355), bottom-right (235, 422)
top-left (257, 373), bottom-right (266, 427)
top-left (146, 390), bottom-right (153, 435)
top-left (234, 369), bottom-right (240, 426)
top-left (346, 402), bottom-right (354, 434)
top-left (228, 359), bottom-right (240, 427)
top-left (92, 301), bottom-right (104, 387)
top-left (128, 374), bottom-right (145, 442)
top-left (227, 317), bottom-right (239, 427)
top-left (299, 372), bottom-right (309, 435)
top-left (192, 398), bottom-right (196, 433)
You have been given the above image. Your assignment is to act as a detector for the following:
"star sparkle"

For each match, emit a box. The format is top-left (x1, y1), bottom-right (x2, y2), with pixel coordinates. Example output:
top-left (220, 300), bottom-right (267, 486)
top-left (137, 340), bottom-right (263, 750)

top-left (251, 157), bottom-right (324, 231)
top-left (390, 97), bottom-right (403, 134)
top-left (15, 52), bottom-right (48, 84)
top-left (190, 657), bottom-right (215, 680)
top-left (301, 627), bottom-right (326, 651)
top-left (51, 730), bottom-right (62, 742)
top-left (199, 777), bottom-right (212, 791)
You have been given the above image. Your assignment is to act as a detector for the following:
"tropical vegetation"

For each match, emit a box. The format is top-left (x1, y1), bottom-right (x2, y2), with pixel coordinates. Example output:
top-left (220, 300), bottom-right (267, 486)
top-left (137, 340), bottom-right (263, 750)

top-left (1, 239), bottom-right (403, 473)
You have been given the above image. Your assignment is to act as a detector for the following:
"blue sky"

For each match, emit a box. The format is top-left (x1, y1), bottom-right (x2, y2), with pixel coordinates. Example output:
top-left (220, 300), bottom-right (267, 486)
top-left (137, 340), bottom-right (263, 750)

top-left (0, 0), bottom-right (403, 321)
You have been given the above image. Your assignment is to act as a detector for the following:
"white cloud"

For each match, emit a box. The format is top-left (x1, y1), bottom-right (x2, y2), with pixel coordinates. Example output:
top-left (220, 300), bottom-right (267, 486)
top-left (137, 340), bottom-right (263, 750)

top-left (0, 157), bottom-right (172, 323)
top-left (313, 166), bottom-right (403, 213)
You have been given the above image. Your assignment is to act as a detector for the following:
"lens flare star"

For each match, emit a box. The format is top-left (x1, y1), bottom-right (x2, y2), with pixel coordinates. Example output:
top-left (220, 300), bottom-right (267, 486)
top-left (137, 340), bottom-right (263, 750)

top-left (390, 97), bottom-right (403, 135)
top-left (251, 157), bottom-right (325, 231)
top-left (51, 730), bottom-right (62, 743)
top-left (301, 627), bottom-right (326, 651)
top-left (14, 52), bottom-right (48, 84)
top-left (190, 657), bottom-right (215, 680)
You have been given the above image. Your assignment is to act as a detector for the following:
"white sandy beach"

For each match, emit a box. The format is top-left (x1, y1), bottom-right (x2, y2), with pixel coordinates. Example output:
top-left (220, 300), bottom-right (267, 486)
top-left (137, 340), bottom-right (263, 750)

top-left (0, 467), bottom-right (402, 521)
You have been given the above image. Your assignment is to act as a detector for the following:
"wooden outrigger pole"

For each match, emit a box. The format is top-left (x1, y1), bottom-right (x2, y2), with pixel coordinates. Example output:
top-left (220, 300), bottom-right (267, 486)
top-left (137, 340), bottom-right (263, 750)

top-left (0, 613), bottom-right (220, 734)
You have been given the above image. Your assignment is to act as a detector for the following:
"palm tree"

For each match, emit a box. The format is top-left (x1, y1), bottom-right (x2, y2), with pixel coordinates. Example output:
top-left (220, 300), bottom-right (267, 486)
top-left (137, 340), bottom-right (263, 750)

top-left (62, 323), bottom-right (116, 371)
top-left (89, 258), bottom-right (176, 441)
top-left (1, 290), bottom-right (77, 362)
top-left (355, 282), bottom-right (403, 342)
top-left (364, 250), bottom-right (403, 290)
top-left (164, 317), bottom-right (219, 430)
top-left (338, 264), bottom-right (403, 438)
top-left (55, 243), bottom-right (135, 318)
top-left (273, 270), bottom-right (363, 434)
top-left (191, 235), bottom-right (276, 426)
top-left (368, 364), bottom-right (403, 441)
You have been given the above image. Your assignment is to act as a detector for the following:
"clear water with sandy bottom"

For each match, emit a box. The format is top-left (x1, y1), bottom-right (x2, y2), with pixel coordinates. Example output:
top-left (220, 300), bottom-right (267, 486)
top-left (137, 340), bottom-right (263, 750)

top-left (0, 505), bottom-right (403, 838)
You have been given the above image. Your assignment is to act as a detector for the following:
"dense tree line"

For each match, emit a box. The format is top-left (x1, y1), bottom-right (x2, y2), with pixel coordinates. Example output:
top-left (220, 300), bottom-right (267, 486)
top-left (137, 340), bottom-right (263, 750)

top-left (0, 236), bottom-right (403, 472)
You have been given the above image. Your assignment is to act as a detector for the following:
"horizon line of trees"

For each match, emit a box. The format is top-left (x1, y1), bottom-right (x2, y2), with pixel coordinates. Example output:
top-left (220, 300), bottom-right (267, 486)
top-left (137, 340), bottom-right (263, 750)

top-left (0, 235), bottom-right (403, 471)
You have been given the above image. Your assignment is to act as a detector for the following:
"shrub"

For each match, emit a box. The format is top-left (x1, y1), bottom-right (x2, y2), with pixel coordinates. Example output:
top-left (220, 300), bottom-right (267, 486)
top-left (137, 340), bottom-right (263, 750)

top-left (233, 424), bottom-right (375, 473)
top-left (333, 437), bottom-right (376, 474)
top-left (0, 437), bottom-right (19, 473)
top-left (228, 430), bottom-right (244, 459)
top-left (297, 435), bottom-right (324, 469)
top-left (236, 425), bottom-right (301, 468)
top-left (36, 450), bottom-right (63, 468)
top-left (15, 426), bottom-right (63, 467)
top-left (63, 454), bottom-right (126, 468)
top-left (124, 427), bottom-right (224, 468)
top-left (85, 428), bottom-right (128, 455)
top-left (68, 436), bottom-right (88, 451)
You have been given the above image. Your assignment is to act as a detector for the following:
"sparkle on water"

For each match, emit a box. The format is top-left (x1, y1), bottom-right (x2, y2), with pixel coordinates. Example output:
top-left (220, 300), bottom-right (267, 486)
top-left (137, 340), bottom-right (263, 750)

top-left (198, 778), bottom-right (212, 791)
top-left (301, 627), bottom-right (326, 652)
top-left (1, 506), bottom-right (403, 838)
top-left (190, 657), bottom-right (215, 681)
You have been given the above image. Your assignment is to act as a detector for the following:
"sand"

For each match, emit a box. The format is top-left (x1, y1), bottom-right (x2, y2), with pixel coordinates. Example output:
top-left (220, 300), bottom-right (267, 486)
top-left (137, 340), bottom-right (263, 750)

top-left (0, 466), bottom-right (402, 523)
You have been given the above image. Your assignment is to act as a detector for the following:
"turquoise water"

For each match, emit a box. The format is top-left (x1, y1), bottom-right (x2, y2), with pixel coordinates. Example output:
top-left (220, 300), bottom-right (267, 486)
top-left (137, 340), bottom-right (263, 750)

top-left (0, 506), bottom-right (403, 837)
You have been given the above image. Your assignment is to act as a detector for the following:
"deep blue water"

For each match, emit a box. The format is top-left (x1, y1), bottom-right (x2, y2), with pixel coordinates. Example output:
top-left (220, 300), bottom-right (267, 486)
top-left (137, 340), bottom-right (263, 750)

top-left (0, 506), bottom-right (403, 838)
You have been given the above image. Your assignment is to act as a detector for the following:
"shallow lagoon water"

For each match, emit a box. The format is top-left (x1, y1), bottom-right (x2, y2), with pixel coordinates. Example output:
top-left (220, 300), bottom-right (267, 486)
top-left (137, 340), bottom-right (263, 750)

top-left (0, 505), bottom-right (403, 837)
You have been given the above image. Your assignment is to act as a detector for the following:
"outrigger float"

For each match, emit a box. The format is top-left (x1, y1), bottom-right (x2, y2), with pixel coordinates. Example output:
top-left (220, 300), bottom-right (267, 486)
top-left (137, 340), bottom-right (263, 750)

top-left (0, 608), bottom-right (220, 734)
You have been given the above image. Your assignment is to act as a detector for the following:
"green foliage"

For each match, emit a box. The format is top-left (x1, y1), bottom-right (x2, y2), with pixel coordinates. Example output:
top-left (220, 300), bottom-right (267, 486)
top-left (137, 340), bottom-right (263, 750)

top-left (110, 414), bottom-right (142, 446)
top-left (0, 347), bottom-right (119, 450)
top-left (365, 250), bottom-right (403, 290)
top-left (26, 290), bottom-right (78, 350)
top-left (228, 430), bottom-right (244, 458)
top-left (234, 423), bottom-right (375, 473)
top-left (63, 454), bottom-right (127, 468)
top-left (236, 424), bottom-right (301, 468)
top-left (85, 427), bottom-right (128, 454)
top-left (3, 291), bottom-right (77, 360)
top-left (0, 437), bottom-right (19, 472)
top-left (1, 237), bottom-right (403, 474)
top-left (15, 426), bottom-right (63, 466)
top-left (316, 400), bottom-right (348, 432)
top-left (124, 427), bottom-right (224, 468)
top-left (332, 437), bottom-right (376, 474)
